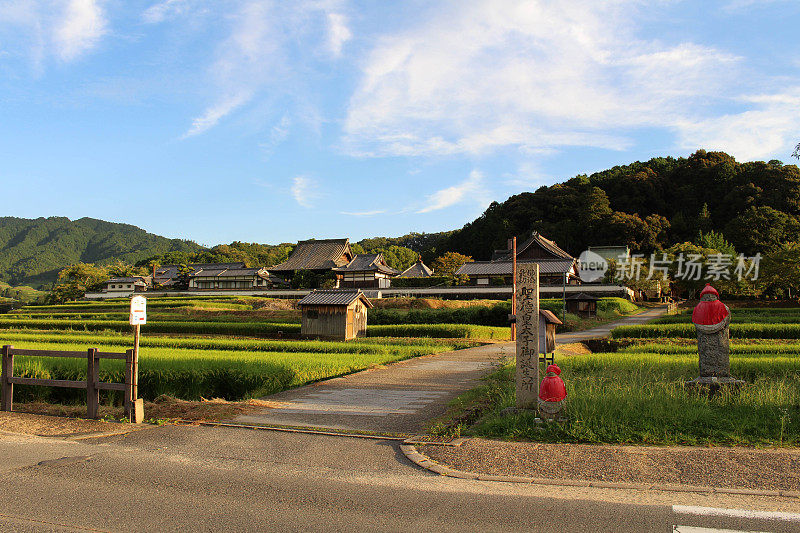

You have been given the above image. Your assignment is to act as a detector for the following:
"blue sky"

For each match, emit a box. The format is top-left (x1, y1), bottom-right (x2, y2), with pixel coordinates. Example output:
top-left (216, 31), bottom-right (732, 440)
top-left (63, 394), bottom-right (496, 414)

top-left (1, 0), bottom-right (799, 247)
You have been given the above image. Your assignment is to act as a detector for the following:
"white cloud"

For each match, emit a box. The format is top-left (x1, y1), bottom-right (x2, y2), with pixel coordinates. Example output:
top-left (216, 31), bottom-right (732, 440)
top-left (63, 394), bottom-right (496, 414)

top-left (291, 175), bottom-right (320, 208)
top-left (675, 89), bottom-right (800, 161)
top-left (340, 209), bottom-right (385, 216)
top-left (142, 0), bottom-right (191, 24)
top-left (418, 169), bottom-right (487, 213)
top-left (181, 1), bottom-right (351, 137)
top-left (184, 92), bottom-right (251, 137)
top-left (326, 12), bottom-right (351, 57)
top-left (259, 114), bottom-right (291, 153)
top-left (0, 0), bottom-right (107, 67)
top-left (54, 0), bottom-right (107, 61)
top-left (343, 0), bottom-right (744, 158)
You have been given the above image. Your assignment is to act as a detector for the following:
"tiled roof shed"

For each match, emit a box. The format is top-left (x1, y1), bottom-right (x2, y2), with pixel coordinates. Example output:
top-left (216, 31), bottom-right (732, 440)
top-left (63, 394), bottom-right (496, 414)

top-left (397, 259), bottom-right (433, 278)
top-left (334, 254), bottom-right (400, 275)
top-left (456, 259), bottom-right (576, 276)
top-left (270, 239), bottom-right (352, 272)
top-left (298, 289), bottom-right (373, 308)
top-left (492, 231), bottom-right (574, 261)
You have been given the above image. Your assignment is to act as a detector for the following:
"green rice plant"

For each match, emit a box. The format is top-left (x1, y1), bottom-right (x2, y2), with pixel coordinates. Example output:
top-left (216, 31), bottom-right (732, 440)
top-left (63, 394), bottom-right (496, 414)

top-left (470, 350), bottom-right (800, 446)
top-left (5, 337), bottom-right (467, 402)
top-left (366, 323), bottom-right (510, 340)
top-left (0, 330), bottom-right (474, 356)
top-left (612, 323), bottom-right (800, 340)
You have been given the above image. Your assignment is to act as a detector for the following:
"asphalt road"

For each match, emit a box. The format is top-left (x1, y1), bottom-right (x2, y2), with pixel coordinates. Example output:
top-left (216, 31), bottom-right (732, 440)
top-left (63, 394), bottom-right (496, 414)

top-left (1, 425), bottom-right (799, 533)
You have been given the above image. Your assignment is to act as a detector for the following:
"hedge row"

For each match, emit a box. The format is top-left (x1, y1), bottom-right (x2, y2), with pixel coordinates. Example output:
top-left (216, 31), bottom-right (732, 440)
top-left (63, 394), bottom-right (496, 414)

top-left (612, 323), bottom-right (800, 339)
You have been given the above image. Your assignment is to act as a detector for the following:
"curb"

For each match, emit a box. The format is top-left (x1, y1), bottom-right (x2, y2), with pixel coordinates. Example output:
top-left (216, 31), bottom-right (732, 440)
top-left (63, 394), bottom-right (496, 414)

top-left (400, 443), bottom-right (800, 499)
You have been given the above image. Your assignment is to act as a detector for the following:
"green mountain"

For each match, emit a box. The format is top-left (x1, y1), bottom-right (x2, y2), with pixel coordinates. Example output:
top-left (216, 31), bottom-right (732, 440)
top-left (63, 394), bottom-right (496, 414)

top-left (0, 216), bottom-right (202, 288)
top-left (440, 150), bottom-right (800, 259)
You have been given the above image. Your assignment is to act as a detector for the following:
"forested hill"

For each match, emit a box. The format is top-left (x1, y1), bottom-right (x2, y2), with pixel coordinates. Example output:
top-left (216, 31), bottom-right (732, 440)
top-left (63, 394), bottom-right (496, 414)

top-left (0, 217), bottom-right (201, 288)
top-left (440, 150), bottom-right (800, 260)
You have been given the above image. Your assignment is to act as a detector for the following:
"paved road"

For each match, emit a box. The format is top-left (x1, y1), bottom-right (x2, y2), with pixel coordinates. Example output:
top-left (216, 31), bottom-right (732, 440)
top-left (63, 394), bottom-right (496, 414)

top-left (233, 305), bottom-right (671, 434)
top-left (1, 424), bottom-right (798, 532)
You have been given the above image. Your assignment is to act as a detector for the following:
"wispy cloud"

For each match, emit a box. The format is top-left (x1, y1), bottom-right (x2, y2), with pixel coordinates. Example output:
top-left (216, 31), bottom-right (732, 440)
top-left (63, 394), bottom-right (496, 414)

top-left (142, 0), bottom-right (192, 24)
top-left (184, 92), bottom-right (251, 137)
top-left (418, 170), bottom-right (487, 213)
top-left (326, 12), bottom-right (351, 57)
top-left (675, 89), bottom-right (800, 161)
top-left (259, 114), bottom-right (292, 154)
top-left (179, 1), bottom-right (351, 138)
top-left (291, 175), bottom-right (320, 208)
top-left (343, 0), bottom-right (747, 158)
top-left (0, 0), bottom-right (108, 68)
top-left (340, 209), bottom-right (385, 216)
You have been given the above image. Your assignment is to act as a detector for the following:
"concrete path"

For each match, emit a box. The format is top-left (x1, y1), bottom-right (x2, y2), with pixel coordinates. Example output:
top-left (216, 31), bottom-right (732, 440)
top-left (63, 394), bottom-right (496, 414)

top-left (556, 304), bottom-right (670, 344)
top-left (232, 305), bottom-right (671, 435)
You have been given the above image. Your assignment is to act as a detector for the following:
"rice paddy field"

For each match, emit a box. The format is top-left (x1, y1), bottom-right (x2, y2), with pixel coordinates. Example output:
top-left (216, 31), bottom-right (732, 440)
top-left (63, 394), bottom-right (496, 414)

top-left (0, 296), bottom-right (499, 404)
top-left (449, 304), bottom-right (800, 446)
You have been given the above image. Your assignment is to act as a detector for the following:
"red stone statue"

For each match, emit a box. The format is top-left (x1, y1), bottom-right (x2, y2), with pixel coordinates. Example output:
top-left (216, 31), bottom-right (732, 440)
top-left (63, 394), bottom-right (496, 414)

top-left (538, 364), bottom-right (566, 419)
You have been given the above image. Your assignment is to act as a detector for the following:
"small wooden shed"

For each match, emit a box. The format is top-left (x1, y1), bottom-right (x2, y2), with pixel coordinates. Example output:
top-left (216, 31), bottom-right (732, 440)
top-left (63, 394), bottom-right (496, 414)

top-left (298, 289), bottom-right (373, 341)
top-left (538, 309), bottom-right (562, 355)
top-left (565, 292), bottom-right (598, 317)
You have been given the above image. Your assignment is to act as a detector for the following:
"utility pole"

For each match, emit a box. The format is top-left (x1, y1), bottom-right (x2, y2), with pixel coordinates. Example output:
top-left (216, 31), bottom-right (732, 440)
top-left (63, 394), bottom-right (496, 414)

top-left (511, 237), bottom-right (517, 341)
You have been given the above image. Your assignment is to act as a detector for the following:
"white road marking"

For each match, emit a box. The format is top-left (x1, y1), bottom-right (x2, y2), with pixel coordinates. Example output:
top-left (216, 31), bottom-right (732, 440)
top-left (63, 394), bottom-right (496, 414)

top-left (673, 526), bottom-right (767, 533)
top-left (673, 505), bottom-right (800, 522)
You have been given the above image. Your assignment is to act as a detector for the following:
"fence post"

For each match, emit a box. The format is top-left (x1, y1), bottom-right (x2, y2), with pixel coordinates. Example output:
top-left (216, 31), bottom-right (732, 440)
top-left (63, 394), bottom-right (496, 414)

top-left (87, 348), bottom-right (99, 419)
top-left (1, 345), bottom-right (13, 412)
top-left (124, 349), bottom-right (133, 420)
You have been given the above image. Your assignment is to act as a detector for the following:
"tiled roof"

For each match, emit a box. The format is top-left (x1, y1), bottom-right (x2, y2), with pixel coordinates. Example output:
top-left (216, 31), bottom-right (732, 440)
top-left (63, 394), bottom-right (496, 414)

top-left (456, 259), bottom-right (576, 276)
top-left (565, 292), bottom-right (598, 301)
top-left (270, 239), bottom-right (352, 272)
top-left (154, 262), bottom-right (247, 280)
top-left (297, 289), bottom-right (373, 308)
top-left (492, 232), bottom-right (573, 261)
top-left (334, 254), bottom-right (400, 275)
top-left (189, 267), bottom-right (269, 279)
top-left (106, 277), bottom-right (148, 284)
top-left (397, 260), bottom-right (433, 278)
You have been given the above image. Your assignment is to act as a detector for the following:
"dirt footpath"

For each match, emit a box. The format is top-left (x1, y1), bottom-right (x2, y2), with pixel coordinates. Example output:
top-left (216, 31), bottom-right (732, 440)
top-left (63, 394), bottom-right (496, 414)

top-left (0, 411), bottom-right (140, 438)
top-left (420, 438), bottom-right (800, 492)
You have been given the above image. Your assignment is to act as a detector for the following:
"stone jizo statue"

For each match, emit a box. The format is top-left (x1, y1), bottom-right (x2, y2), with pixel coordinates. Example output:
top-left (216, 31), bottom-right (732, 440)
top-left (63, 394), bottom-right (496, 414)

top-left (687, 284), bottom-right (744, 390)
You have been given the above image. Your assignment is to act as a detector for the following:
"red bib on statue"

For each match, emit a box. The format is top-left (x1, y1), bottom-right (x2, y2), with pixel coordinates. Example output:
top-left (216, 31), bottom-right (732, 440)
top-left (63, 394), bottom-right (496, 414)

top-left (539, 364), bottom-right (567, 402)
top-left (691, 285), bottom-right (729, 325)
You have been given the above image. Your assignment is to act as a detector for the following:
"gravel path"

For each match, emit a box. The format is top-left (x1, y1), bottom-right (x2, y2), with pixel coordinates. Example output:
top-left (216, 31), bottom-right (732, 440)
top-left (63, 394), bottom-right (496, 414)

top-left (420, 438), bottom-right (800, 491)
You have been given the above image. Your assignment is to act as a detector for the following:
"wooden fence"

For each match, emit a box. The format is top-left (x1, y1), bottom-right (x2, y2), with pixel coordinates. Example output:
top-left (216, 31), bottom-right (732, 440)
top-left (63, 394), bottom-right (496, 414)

top-left (1, 345), bottom-right (143, 423)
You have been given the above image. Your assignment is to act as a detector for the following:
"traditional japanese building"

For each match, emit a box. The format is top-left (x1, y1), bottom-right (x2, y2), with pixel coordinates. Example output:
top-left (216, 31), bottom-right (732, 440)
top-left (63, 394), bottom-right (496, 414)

top-left (298, 289), bottom-right (373, 341)
top-left (565, 292), bottom-right (598, 317)
top-left (396, 257), bottom-right (434, 278)
top-left (102, 277), bottom-right (150, 294)
top-left (456, 232), bottom-right (579, 286)
top-left (269, 239), bottom-right (353, 281)
top-left (188, 266), bottom-right (282, 290)
top-left (153, 262), bottom-right (247, 287)
top-left (333, 253), bottom-right (400, 289)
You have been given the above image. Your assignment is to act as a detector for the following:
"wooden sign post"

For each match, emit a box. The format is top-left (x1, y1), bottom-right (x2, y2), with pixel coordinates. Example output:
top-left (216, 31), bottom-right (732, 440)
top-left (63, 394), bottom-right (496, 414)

top-left (128, 296), bottom-right (146, 423)
top-left (515, 263), bottom-right (540, 409)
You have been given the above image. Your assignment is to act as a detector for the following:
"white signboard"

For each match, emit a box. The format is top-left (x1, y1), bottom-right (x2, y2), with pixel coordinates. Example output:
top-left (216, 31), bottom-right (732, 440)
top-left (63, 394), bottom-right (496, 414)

top-left (129, 296), bottom-right (147, 325)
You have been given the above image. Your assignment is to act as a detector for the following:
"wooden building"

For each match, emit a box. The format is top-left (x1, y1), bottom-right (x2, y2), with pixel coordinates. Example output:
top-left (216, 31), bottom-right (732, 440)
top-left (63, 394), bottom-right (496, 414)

top-left (102, 277), bottom-right (150, 295)
top-left (188, 266), bottom-right (282, 290)
top-left (270, 239), bottom-right (353, 282)
top-left (396, 257), bottom-right (434, 278)
top-left (539, 309), bottom-right (562, 365)
top-left (565, 292), bottom-right (598, 317)
top-left (153, 262), bottom-right (247, 287)
top-left (298, 289), bottom-right (373, 341)
top-left (456, 232), bottom-right (579, 286)
top-left (334, 254), bottom-right (400, 288)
